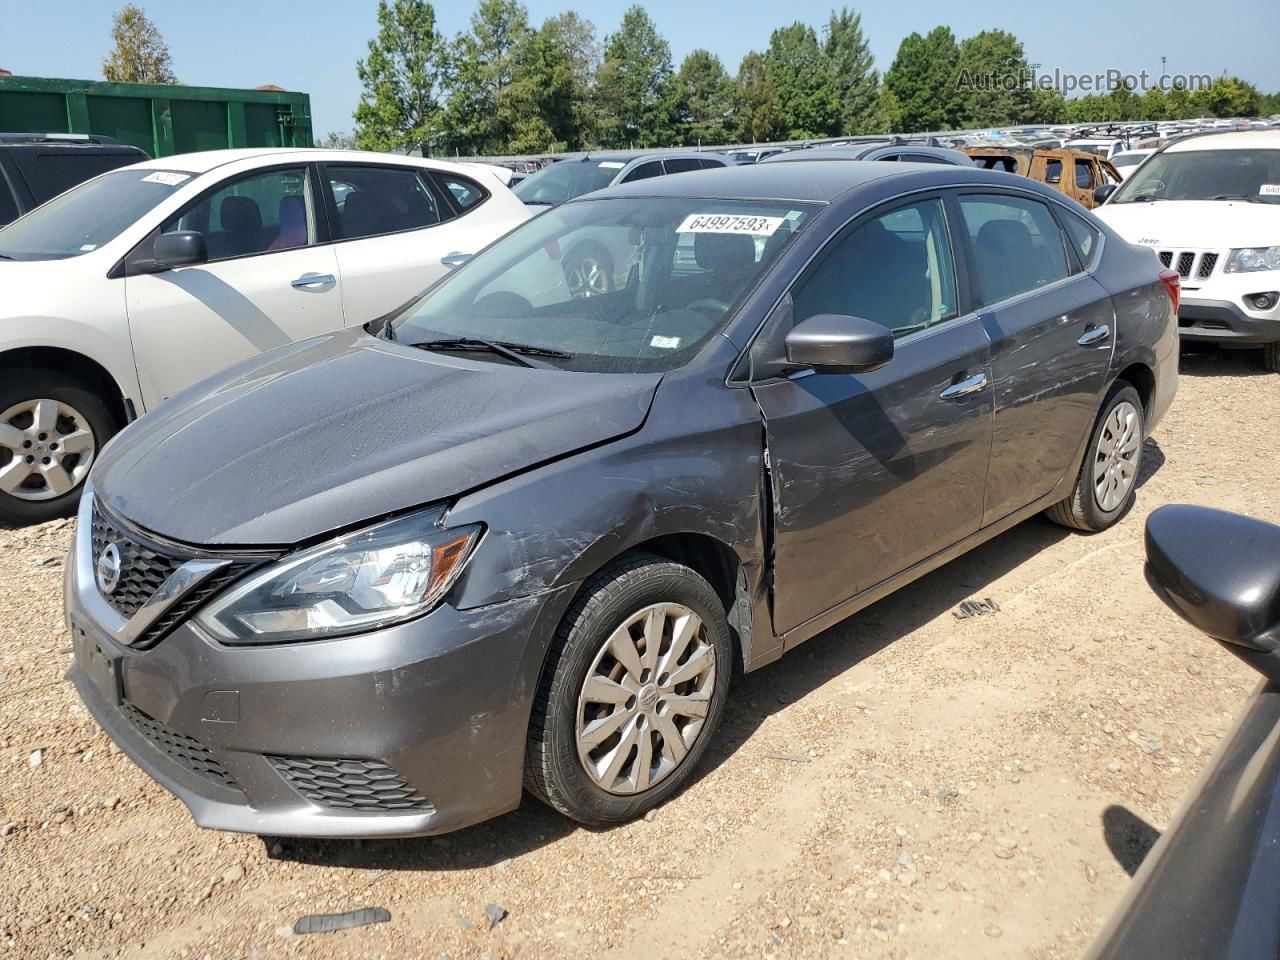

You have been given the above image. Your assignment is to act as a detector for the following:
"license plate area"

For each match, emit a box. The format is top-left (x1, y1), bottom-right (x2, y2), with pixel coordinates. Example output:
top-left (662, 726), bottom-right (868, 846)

top-left (73, 621), bottom-right (123, 705)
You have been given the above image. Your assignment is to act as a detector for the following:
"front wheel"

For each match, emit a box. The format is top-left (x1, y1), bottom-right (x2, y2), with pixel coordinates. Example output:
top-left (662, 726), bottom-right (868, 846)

top-left (0, 370), bottom-right (118, 527)
top-left (1045, 382), bottom-right (1145, 532)
top-left (1263, 342), bottom-right (1280, 373)
top-left (525, 554), bottom-right (732, 826)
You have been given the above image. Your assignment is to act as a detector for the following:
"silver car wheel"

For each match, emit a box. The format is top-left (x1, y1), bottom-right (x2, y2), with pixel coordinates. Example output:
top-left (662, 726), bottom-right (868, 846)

top-left (566, 255), bottom-right (610, 298)
top-left (1092, 400), bottom-right (1141, 512)
top-left (0, 397), bottom-right (97, 502)
top-left (575, 602), bottom-right (717, 796)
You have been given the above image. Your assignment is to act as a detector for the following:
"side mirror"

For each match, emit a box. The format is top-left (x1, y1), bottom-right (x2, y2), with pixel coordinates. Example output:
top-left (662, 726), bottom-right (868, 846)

top-left (1093, 183), bottom-right (1118, 205)
top-left (784, 314), bottom-right (894, 375)
top-left (153, 230), bottom-right (207, 269)
top-left (1145, 505), bottom-right (1280, 680)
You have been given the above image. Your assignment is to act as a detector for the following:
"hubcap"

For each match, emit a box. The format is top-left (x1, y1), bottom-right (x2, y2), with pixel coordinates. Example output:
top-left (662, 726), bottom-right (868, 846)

top-left (575, 602), bottom-right (716, 795)
top-left (567, 256), bottom-right (610, 298)
top-left (0, 398), bottom-right (96, 502)
top-left (1092, 400), bottom-right (1141, 512)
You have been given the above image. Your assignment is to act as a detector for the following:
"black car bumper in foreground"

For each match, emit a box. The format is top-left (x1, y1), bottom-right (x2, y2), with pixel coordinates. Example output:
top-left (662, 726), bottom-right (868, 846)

top-left (66, 545), bottom-right (576, 838)
top-left (1178, 298), bottom-right (1280, 344)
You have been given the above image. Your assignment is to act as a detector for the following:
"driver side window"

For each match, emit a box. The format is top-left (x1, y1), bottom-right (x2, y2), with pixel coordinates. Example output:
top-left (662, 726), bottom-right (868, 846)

top-left (163, 167), bottom-right (316, 262)
top-left (791, 198), bottom-right (958, 337)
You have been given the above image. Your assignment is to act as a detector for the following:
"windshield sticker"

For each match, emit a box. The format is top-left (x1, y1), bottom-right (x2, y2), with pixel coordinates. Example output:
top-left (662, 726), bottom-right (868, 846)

top-left (676, 213), bottom-right (784, 237)
top-left (141, 171), bottom-right (191, 186)
top-left (79, 243), bottom-right (98, 252)
top-left (598, 161), bottom-right (625, 169)
top-left (1261, 184), bottom-right (1280, 196)
top-left (650, 335), bottom-right (681, 349)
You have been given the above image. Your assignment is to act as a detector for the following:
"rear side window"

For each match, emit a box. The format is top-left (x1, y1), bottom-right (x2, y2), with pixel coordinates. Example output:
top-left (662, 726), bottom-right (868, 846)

top-left (436, 173), bottom-right (487, 212)
top-left (0, 180), bottom-right (17, 225)
top-left (621, 161), bottom-right (663, 183)
top-left (1061, 212), bottom-right (1102, 269)
top-left (36, 152), bottom-right (139, 196)
top-left (1044, 159), bottom-right (1062, 184)
top-left (696, 158), bottom-right (724, 170)
top-left (325, 165), bottom-right (441, 240)
top-left (1075, 160), bottom-right (1094, 189)
top-left (663, 158), bottom-right (702, 174)
top-left (958, 194), bottom-right (1071, 307)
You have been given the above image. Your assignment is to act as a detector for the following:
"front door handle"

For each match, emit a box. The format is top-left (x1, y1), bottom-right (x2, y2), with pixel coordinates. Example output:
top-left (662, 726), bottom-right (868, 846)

top-left (290, 273), bottom-right (336, 289)
top-left (1078, 323), bottom-right (1111, 346)
top-left (441, 253), bottom-right (473, 267)
top-left (939, 372), bottom-right (989, 400)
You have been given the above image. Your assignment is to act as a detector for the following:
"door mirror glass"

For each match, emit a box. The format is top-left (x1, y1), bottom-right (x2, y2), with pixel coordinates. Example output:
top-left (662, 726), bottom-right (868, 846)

top-left (153, 230), bottom-right (207, 268)
top-left (784, 313), bottom-right (894, 374)
top-left (1145, 505), bottom-right (1280, 673)
top-left (1093, 183), bottom-right (1118, 205)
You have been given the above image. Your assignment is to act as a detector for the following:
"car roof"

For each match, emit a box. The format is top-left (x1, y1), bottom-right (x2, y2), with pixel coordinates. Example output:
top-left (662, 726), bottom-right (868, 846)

top-left (126, 148), bottom-right (494, 178)
top-left (765, 144), bottom-right (968, 165)
top-left (1164, 130), bottom-right (1280, 152)
top-left (593, 160), bottom-right (1045, 205)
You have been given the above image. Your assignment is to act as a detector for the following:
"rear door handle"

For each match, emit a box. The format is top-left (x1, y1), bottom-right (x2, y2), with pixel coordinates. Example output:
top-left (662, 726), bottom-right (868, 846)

top-left (1078, 323), bottom-right (1111, 346)
top-left (939, 372), bottom-right (989, 400)
top-left (291, 273), bottom-right (336, 289)
top-left (441, 253), bottom-right (473, 267)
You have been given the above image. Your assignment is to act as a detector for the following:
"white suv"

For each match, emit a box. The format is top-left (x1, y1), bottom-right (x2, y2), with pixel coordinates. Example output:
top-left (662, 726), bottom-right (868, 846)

top-left (0, 148), bottom-right (530, 524)
top-left (1095, 131), bottom-right (1280, 371)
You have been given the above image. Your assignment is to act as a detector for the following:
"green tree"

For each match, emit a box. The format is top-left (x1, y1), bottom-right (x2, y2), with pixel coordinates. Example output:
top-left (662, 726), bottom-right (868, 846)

top-left (675, 49), bottom-right (736, 144)
top-left (735, 50), bottom-right (780, 143)
top-left (102, 4), bottom-right (177, 84)
top-left (1191, 75), bottom-right (1260, 117)
top-left (1258, 91), bottom-right (1280, 115)
top-left (1138, 85), bottom-right (1169, 121)
top-left (765, 22), bottom-right (839, 139)
top-left (1031, 86), bottom-right (1069, 124)
top-left (884, 27), bottom-right (958, 132)
top-left (594, 6), bottom-right (678, 147)
top-left (823, 8), bottom-right (886, 135)
top-left (442, 0), bottom-right (532, 154)
top-left (953, 29), bottom-right (1037, 128)
top-left (353, 0), bottom-right (448, 154)
top-left (316, 131), bottom-right (355, 149)
top-left (540, 12), bottom-right (599, 148)
top-left (1165, 78), bottom-right (1195, 119)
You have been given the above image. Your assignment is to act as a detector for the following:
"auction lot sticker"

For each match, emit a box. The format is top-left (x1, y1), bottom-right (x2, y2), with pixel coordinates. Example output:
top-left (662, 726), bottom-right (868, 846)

top-left (141, 171), bottom-right (191, 186)
top-left (1261, 184), bottom-right (1280, 196)
top-left (676, 213), bottom-right (784, 236)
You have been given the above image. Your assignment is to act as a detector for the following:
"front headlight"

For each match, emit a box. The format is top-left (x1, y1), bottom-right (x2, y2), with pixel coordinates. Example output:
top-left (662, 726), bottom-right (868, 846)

top-left (1225, 246), bottom-right (1280, 274)
top-left (195, 507), bottom-right (481, 644)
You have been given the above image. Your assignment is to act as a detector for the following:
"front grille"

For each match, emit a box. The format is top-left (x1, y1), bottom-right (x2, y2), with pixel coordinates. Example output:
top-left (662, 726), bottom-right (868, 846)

top-left (1156, 249), bottom-right (1221, 282)
top-left (1197, 253), bottom-right (1218, 278)
top-left (1158, 251), bottom-right (1173, 268)
top-left (121, 701), bottom-right (242, 792)
top-left (137, 564), bottom-right (254, 646)
top-left (1177, 252), bottom-right (1195, 278)
top-left (91, 509), bottom-right (184, 618)
top-left (268, 756), bottom-right (433, 812)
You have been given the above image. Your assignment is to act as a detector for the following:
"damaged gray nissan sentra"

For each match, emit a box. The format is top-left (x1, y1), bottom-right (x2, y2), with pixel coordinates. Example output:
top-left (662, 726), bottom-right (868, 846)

top-left (66, 162), bottom-right (1178, 837)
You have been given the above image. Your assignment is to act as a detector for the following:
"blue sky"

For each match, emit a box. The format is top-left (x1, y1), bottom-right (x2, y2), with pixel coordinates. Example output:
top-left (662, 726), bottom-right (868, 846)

top-left (7, 0), bottom-right (1279, 137)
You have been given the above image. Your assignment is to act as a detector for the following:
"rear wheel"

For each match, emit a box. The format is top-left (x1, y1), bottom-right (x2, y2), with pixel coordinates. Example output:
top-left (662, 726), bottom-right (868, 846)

top-left (525, 554), bottom-right (732, 826)
top-left (0, 370), bottom-right (118, 526)
top-left (1045, 382), bottom-right (1144, 532)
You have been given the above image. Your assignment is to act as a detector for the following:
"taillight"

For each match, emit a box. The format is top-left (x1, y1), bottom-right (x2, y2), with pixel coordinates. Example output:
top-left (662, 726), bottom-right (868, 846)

top-left (1159, 268), bottom-right (1180, 314)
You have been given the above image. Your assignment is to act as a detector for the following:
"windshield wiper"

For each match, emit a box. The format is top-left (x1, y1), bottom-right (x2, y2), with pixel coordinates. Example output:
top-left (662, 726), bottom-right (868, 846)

top-left (410, 337), bottom-right (570, 369)
top-left (1208, 194), bottom-right (1268, 203)
top-left (1119, 194), bottom-right (1164, 203)
top-left (0, 253), bottom-right (14, 260)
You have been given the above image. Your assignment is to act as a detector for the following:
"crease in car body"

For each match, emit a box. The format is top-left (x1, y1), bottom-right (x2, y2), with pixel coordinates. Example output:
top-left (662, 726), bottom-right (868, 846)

top-left (64, 163), bottom-right (1176, 836)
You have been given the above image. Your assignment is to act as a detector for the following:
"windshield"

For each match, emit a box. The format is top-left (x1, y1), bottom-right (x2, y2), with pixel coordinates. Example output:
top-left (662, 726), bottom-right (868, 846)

top-left (0, 168), bottom-right (193, 260)
top-left (1111, 148), bottom-right (1280, 204)
top-left (1112, 153), bottom-right (1147, 168)
top-left (513, 159), bottom-right (625, 206)
top-left (393, 197), bottom-right (814, 373)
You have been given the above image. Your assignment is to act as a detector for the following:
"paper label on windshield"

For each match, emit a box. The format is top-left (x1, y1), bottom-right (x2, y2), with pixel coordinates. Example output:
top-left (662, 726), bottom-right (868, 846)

top-left (141, 171), bottom-right (190, 186)
top-left (676, 213), bottom-right (783, 237)
top-left (650, 335), bottom-right (681, 349)
top-left (598, 161), bottom-right (625, 169)
top-left (1261, 184), bottom-right (1280, 196)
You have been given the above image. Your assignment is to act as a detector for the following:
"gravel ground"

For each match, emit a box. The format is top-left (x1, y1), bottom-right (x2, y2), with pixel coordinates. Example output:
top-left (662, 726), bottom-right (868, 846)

top-left (1, 348), bottom-right (1276, 960)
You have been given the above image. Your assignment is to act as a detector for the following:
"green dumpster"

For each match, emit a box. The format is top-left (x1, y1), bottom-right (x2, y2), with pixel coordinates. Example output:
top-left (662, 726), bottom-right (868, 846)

top-left (0, 75), bottom-right (313, 157)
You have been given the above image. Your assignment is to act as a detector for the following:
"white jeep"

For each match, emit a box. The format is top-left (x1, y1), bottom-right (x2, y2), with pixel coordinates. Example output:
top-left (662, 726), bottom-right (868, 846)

top-left (1094, 130), bottom-right (1280, 371)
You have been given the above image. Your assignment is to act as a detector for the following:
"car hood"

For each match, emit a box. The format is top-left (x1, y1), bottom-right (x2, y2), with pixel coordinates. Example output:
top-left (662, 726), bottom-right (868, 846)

top-left (1096, 200), bottom-right (1280, 249)
top-left (93, 328), bottom-right (662, 546)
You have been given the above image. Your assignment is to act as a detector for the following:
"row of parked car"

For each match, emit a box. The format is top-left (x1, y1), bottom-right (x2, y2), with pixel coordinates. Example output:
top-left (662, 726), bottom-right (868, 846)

top-left (1, 118), bottom-right (1277, 955)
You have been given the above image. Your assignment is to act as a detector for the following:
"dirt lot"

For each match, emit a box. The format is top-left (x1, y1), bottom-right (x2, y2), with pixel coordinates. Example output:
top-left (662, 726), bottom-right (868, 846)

top-left (1, 348), bottom-right (1276, 960)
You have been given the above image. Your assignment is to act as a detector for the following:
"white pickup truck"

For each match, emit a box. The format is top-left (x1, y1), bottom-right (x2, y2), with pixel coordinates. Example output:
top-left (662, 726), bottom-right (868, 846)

top-left (0, 148), bottom-right (530, 524)
top-left (1095, 131), bottom-right (1280, 372)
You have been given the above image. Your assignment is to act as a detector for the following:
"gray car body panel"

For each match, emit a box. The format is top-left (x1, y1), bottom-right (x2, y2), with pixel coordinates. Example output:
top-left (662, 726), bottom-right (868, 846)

top-left (69, 162), bottom-right (1178, 837)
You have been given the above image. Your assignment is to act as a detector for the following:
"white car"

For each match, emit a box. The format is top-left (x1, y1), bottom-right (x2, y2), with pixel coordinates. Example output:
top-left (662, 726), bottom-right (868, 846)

top-left (0, 148), bottom-right (530, 524)
top-left (1110, 148), bottom-right (1156, 180)
top-left (1095, 131), bottom-right (1280, 371)
top-left (1066, 138), bottom-right (1126, 160)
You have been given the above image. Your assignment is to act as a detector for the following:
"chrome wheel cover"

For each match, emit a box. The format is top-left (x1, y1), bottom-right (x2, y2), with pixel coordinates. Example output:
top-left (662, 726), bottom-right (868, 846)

top-left (0, 398), bottom-right (96, 502)
top-left (566, 255), bottom-right (610, 298)
top-left (575, 602), bottom-right (716, 796)
top-left (1093, 400), bottom-right (1141, 512)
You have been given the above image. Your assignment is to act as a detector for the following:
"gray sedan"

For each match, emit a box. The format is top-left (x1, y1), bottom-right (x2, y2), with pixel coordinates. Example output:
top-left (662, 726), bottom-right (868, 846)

top-left (66, 162), bottom-right (1179, 836)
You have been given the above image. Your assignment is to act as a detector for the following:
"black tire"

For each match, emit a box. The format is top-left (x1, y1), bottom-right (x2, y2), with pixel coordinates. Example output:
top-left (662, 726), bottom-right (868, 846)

top-left (563, 243), bottom-right (614, 299)
top-left (1263, 342), bottom-right (1280, 373)
top-left (0, 369), bottom-right (119, 527)
top-left (525, 553), bottom-right (733, 826)
top-left (1045, 381), bottom-right (1144, 532)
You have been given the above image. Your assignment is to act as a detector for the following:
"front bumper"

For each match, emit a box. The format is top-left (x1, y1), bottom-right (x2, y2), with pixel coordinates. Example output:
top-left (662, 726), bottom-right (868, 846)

top-left (66, 540), bottom-right (576, 838)
top-left (1178, 297), bottom-right (1280, 345)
